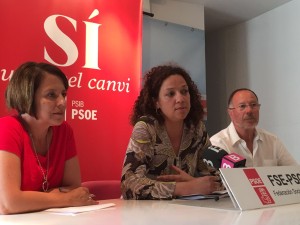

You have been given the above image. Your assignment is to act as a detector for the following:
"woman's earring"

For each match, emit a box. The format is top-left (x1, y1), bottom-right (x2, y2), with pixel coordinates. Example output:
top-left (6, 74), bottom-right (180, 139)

top-left (156, 108), bottom-right (159, 114)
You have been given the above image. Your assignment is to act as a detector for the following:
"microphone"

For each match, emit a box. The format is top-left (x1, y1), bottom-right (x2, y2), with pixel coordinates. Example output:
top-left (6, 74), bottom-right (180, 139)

top-left (203, 145), bottom-right (246, 169)
top-left (202, 145), bottom-right (228, 169)
top-left (221, 152), bottom-right (246, 168)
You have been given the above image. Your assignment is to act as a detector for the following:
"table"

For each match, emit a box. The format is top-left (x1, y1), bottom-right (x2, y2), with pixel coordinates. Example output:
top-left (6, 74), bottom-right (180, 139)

top-left (1, 197), bottom-right (300, 225)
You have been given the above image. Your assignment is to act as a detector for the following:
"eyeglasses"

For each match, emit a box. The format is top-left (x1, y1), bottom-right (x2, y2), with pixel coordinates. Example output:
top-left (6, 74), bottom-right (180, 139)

top-left (228, 103), bottom-right (261, 111)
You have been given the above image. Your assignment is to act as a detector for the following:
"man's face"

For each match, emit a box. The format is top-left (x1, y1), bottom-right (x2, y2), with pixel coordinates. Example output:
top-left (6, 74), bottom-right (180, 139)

top-left (228, 90), bottom-right (260, 132)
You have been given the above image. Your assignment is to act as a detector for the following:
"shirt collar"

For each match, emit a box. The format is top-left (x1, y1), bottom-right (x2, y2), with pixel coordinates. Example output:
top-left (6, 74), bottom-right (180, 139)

top-left (228, 122), bottom-right (241, 145)
top-left (228, 122), bottom-right (261, 144)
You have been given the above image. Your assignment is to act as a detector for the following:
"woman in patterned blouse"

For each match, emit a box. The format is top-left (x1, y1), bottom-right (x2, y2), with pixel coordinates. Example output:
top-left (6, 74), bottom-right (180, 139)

top-left (121, 63), bottom-right (221, 199)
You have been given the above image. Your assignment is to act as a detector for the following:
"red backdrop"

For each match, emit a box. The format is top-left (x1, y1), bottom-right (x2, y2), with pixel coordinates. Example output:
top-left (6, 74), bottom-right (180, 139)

top-left (0, 0), bottom-right (142, 181)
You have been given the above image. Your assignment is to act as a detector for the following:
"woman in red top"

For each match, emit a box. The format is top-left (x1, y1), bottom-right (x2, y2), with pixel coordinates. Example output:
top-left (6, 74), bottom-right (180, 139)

top-left (0, 62), bottom-right (97, 214)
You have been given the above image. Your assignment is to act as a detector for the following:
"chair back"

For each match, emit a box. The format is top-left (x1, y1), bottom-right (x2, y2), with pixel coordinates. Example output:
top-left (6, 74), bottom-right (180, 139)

top-left (81, 180), bottom-right (121, 200)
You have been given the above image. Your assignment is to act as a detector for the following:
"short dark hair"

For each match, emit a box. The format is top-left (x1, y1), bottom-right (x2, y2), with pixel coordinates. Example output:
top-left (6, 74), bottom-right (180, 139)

top-left (227, 88), bottom-right (259, 106)
top-left (5, 61), bottom-right (69, 116)
top-left (130, 63), bottom-right (204, 128)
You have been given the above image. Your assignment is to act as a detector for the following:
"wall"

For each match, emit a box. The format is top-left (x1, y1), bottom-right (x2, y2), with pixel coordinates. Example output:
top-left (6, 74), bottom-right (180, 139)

top-left (149, 0), bottom-right (204, 30)
top-left (205, 0), bottom-right (300, 161)
top-left (142, 0), bottom-right (207, 114)
top-left (143, 16), bottom-right (206, 94)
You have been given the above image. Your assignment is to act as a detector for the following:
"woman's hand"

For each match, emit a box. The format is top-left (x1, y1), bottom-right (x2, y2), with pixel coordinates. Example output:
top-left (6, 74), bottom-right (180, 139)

top-left (62, 187), bottom-right (98, 206)
top-left (157, 165), bottom-right (194, 182)
top-left (156, 165), bottom-right (223, 196)
top-left (186, 176), bottom-right (222, 195)
top-left (171, 173), bottom-right (223, 196)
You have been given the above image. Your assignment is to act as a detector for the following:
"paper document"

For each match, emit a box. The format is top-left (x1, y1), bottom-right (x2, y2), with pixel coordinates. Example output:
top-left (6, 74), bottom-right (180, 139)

top-left (44, 203), bottom-right (115, 215)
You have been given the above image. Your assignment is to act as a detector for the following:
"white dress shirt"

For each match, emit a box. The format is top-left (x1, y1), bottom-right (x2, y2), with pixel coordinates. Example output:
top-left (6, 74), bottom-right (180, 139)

top-left (210, 122), bottom-right (298, 167)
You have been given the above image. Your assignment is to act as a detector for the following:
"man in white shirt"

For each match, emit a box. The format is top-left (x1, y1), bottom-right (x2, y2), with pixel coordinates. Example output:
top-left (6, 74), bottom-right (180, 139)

top-left (210, 88), bottom-right (298, 167)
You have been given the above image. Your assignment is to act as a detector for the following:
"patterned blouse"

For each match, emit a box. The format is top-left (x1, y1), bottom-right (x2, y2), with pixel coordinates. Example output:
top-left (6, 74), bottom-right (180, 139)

top-left (121, 116), bottom-right (211, 200)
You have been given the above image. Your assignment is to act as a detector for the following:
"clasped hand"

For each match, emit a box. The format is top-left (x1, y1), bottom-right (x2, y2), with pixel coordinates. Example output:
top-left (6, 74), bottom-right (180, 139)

top-left (157, 165), bottom-right (194, 182)
top-left (51, 186), bottom-right (98, 206)
top-left (157, 165), bottom-right (223, 195)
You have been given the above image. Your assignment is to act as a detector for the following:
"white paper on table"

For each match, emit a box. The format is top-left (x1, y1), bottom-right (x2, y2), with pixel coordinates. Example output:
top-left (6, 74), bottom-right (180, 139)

top-left (44, 203), bottom-right (115, 215)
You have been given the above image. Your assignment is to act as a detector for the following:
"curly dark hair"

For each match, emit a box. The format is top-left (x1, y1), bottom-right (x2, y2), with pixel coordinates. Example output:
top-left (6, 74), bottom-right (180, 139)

top-left (130, 63), bottom-right (204, 128)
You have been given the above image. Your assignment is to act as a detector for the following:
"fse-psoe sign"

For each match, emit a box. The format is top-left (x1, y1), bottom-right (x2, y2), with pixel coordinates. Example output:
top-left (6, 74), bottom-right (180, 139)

top-left (220, 166), bottom-right (300, 210)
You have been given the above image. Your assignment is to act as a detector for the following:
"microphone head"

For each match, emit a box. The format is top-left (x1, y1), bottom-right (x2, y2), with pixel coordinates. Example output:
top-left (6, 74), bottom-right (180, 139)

top-left (202, 145), bottom-right (228, 169)
top-left (221, 153), bottom-right (246, 168)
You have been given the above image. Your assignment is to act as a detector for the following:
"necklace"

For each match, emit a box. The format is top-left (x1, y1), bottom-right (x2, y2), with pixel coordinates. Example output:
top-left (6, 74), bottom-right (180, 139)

top-left (29, 132), bottom-right (50, 192)
top-left (18, 115), bottom-right (51, 192)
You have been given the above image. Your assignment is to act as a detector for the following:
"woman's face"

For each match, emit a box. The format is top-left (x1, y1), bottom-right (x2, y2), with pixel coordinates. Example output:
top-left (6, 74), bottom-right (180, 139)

top-left (34, 73), bottom-right (67, 126)
top-left (156, 74), bottom-right (191, 124)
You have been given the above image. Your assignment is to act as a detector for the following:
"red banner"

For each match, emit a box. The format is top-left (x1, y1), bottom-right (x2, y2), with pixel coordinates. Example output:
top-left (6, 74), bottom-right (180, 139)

top-left (0, 0), bottom-right (142, 181)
